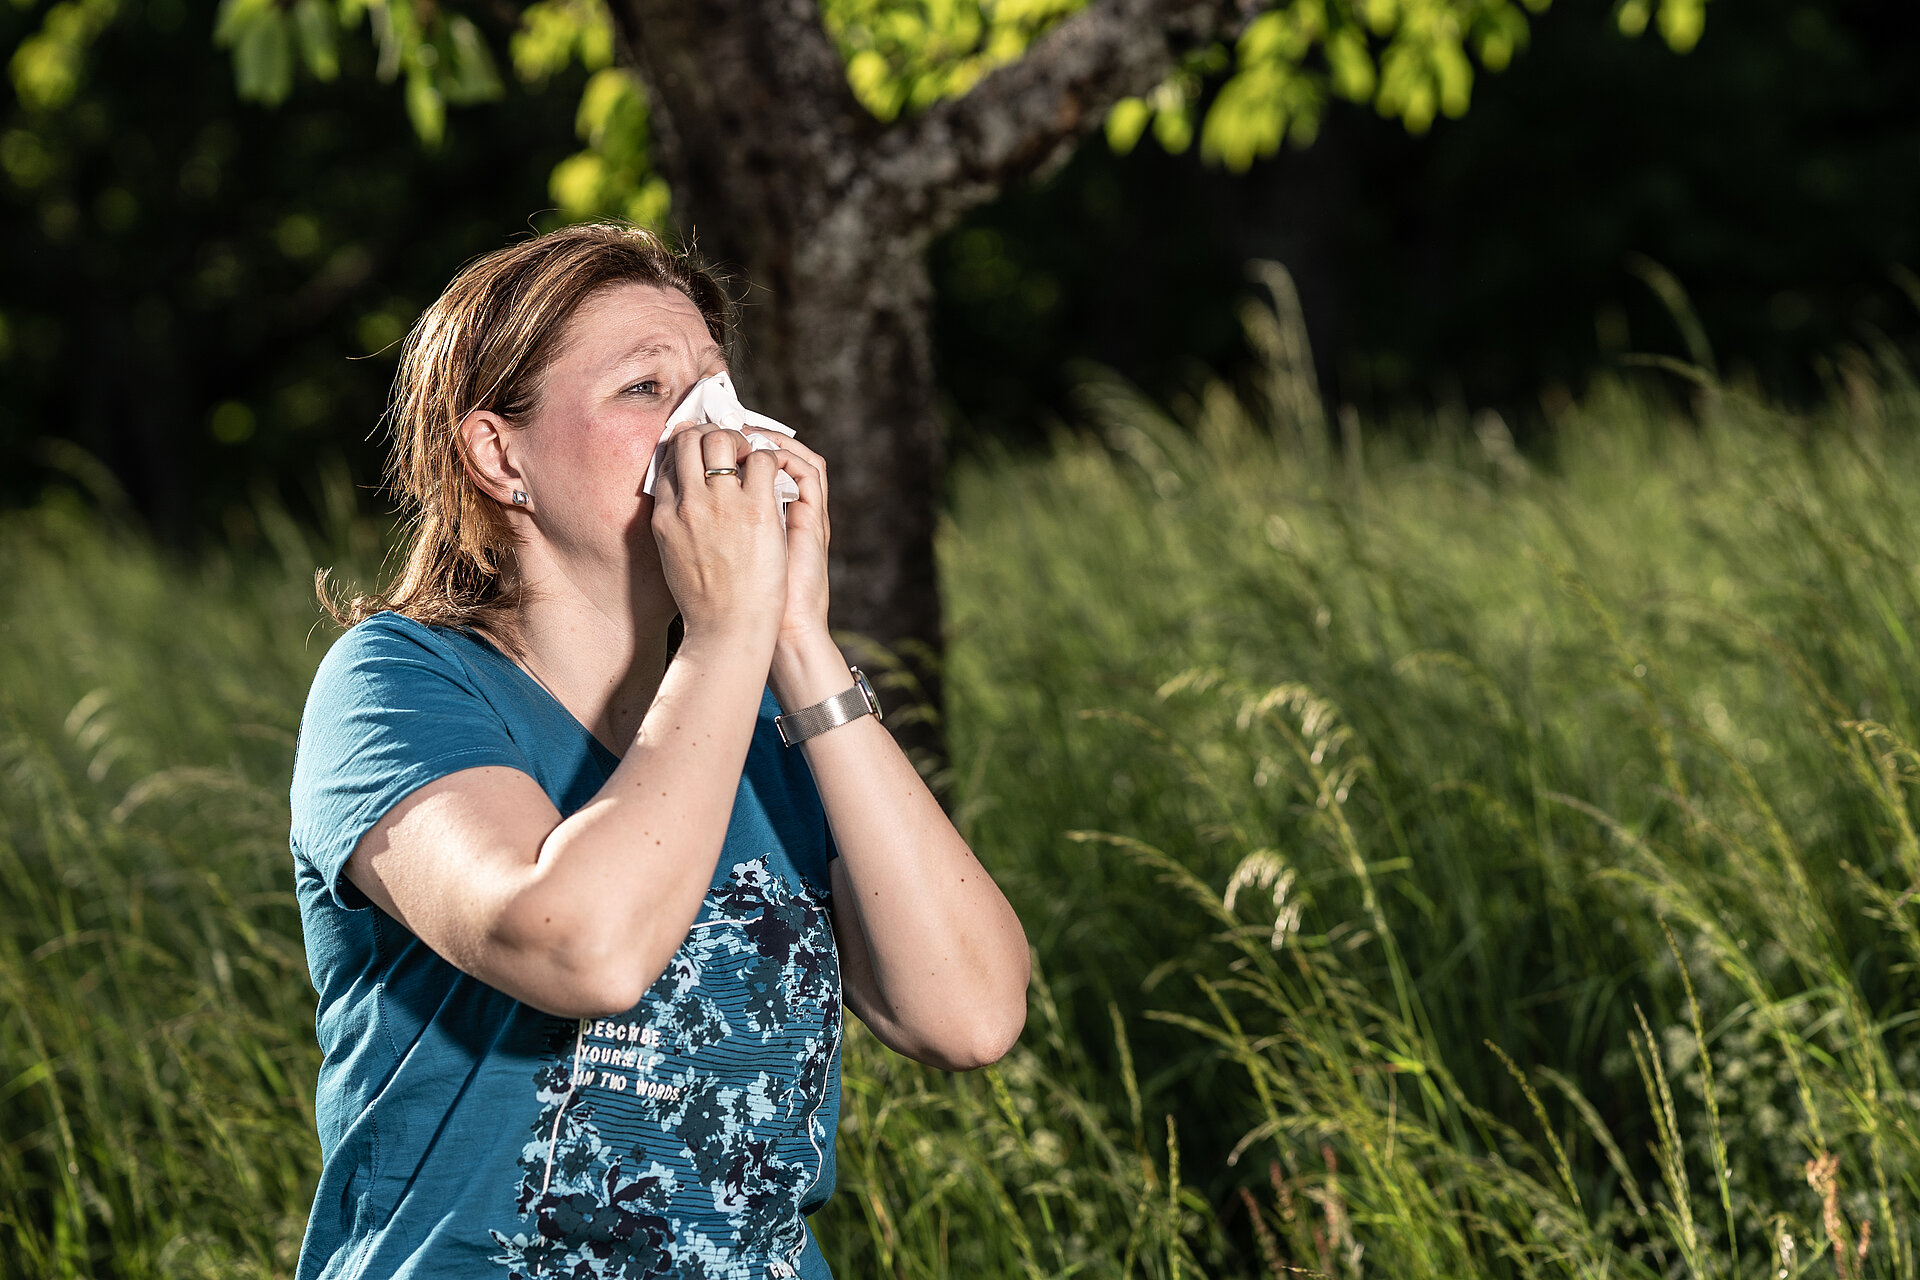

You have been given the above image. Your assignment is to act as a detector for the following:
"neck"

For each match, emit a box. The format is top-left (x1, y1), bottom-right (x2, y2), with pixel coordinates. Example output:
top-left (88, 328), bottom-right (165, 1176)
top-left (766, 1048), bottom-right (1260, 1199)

top-left (506, 550), bottom-right (676, 755)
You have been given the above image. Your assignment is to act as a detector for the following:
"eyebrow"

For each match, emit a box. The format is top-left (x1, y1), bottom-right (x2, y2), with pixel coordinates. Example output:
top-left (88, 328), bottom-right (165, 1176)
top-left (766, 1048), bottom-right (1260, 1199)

top-left (618, 341), bottom-right (723, 365)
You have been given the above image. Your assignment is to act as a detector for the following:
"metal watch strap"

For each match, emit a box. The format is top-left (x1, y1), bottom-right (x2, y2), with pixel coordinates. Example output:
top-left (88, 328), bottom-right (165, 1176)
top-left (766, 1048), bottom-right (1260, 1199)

top-left (775, 667), bottom-right (882, 747)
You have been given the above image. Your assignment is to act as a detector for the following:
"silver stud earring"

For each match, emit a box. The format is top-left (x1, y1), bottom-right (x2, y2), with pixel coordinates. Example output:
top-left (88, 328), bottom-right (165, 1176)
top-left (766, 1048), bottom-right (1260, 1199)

top-left (511, 489), bottom-right (528, 506)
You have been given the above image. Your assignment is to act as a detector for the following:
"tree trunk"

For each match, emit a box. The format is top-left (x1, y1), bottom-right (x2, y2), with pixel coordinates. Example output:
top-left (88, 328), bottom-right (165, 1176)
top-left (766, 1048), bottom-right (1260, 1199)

top-left (611, 0), bottom-right (1248, 771)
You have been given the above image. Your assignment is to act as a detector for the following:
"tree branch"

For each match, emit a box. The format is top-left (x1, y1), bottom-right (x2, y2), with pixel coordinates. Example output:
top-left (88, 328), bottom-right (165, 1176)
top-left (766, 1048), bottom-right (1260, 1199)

top-left (859, 0), bottom-right (1256, 236)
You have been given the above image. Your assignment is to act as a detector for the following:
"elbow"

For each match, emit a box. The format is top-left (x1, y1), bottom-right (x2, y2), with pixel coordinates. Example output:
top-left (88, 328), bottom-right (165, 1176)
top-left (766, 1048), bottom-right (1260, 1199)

top-left (487, 898), bottom-right (667, 1020)
top-left (926, 991), bottom-right (1029, 1072)
top-left (507, 942), bottom-right (658, 1021)
top-left (947, 950), bottom-right (1031, 1070)
top-left (933, 1015), bottom-right (1026, 1072)
top-left (532, 965), bottom-right (655, 1021)
top-left (966, 1007), bottom-right (1029, 1070)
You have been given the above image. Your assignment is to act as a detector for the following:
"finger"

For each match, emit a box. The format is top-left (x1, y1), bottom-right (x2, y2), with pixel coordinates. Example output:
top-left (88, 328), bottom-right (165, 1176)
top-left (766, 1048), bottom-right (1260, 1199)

top-left (775, 436), bottom-right (829, 508)
top-left (738, 446), bottom-right (783, 504)
top-left (771, 448), bottom-right (825, 525)
top-left (666, 427), bottom-right (711, 497)
top-left (698, 427), bottom-right (750, 479)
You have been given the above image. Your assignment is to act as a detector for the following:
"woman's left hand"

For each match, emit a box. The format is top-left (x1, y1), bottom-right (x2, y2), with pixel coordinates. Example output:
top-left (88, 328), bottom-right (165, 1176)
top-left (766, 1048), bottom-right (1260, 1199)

top-left (770, 438), bottom-right (832, 646)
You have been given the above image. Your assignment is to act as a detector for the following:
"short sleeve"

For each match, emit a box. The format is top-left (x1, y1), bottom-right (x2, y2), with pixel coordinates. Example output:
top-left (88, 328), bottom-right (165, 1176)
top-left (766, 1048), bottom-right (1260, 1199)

top-left (291, 614), bottom-right (532, 910)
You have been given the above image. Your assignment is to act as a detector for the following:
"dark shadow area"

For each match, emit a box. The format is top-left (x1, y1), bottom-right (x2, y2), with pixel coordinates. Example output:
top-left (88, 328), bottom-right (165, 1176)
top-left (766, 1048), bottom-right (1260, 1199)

top-left (0, 0), bottom-right (580, 540)
top-left (933, 0), bottom-right (1920, 455)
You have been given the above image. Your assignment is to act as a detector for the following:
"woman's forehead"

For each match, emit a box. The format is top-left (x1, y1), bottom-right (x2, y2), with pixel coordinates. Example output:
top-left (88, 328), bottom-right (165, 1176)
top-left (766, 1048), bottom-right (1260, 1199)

top-left (565, 281), bottom-right (720, 369)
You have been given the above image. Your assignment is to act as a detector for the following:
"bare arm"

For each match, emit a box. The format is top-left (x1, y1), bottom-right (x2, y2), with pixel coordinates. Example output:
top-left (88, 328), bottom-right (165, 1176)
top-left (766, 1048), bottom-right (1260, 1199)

top-left (778, 637), bottom-right (1031, 1071)
top-left (342, 429), bottom-right (791, 1019)
top-left (345, 631), bottom-right (770, 1018)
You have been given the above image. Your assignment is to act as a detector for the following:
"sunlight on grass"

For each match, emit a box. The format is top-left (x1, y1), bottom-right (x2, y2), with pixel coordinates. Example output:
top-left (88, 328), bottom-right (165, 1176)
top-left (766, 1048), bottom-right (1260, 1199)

top-left (7, 347), bottom-right (1920, 1276)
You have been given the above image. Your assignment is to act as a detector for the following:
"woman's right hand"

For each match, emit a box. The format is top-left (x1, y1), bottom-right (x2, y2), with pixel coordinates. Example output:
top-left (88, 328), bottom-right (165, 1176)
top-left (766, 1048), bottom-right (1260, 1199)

top-left (648, 424), bottom-right (790, 650)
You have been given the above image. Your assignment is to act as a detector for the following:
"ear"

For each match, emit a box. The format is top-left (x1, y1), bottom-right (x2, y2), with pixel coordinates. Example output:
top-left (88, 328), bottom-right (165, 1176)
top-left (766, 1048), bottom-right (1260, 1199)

top-left (460, 409), bottom-right (527, 508)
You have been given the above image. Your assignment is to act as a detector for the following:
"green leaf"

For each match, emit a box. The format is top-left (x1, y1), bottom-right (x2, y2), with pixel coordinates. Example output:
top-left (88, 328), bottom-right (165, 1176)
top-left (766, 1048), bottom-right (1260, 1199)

top-left (1200, 67), bottom-right (1291, 172)
top-left (441, 15), bottom-right (503, 103)
top-left (548, 64), bottom-right (661, 223)
top-left (624, 175), bottom-right (671, 230)
top-left (574, 66), bottom-right (637, 146)
top-left (1326, 27), bottom-right (1375, 100)
top-left (211, 0), bottom-right (264, 45)
top-left (232, 8), bottom-right (295, 105)
top-left (845, 47), bottom-right (906, 119)
top-left (1656, 0), bottom-right (1705, 52)
top-left (1183, 0), bottom-right (1710, 171)
top-left (1435, 39), bottom-right (1473, 117)
top-left (511, 0), bottom-right (614, 84)
top-left (292, 0), bottom-right (339, 81)
top-left (821, 0), bottom-right (1086, 124)
top-left (0, 129), bottom-right (55, 187)
top-left (403, 69), bottom-right (444, 145)
top-left (1357, 0), bottom-right (1397, 38)
top-left (11, 0), bottom-right (118, 110)
top-left (1151, 100), bottom-right (1193, 154)
top-left (550, 150), bottom-right (606, 216)
top-left (1104, 97), bottom-right (1151, 155)
top-left (366, 0), bottom-right (411, 84)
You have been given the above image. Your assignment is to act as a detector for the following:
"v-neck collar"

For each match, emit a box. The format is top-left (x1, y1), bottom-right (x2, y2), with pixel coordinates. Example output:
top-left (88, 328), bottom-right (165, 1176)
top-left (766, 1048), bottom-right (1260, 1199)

top-left (459, 628), bottom-right (625, 769)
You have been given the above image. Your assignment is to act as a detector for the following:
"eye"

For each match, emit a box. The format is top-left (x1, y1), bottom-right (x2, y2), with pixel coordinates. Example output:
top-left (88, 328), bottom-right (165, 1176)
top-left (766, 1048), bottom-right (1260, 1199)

top-left (625, 379), bottom-right (660, 397)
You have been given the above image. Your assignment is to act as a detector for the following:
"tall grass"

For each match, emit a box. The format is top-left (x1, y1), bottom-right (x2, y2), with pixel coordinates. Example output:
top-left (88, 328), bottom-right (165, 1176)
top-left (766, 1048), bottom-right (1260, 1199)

top-left (941, 345), bottom-right (1920, 1275)
top-left (7, 338), bottom-right (1920, 1276)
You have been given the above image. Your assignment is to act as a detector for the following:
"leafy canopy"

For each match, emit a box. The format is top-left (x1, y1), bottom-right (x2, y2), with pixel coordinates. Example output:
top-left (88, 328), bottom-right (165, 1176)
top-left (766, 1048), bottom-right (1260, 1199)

top-left (15, 0), bottom-right (1709, 220)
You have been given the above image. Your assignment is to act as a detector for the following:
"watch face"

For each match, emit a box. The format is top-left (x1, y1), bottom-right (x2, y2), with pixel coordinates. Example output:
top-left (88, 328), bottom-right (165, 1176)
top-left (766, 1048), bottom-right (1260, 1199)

top-left (853, 667), bottom-right (883, 720)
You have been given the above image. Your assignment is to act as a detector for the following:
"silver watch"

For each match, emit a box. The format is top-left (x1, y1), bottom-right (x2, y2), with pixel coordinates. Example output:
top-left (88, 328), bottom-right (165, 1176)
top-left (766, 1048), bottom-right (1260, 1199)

top-left (776, 667), bottom-right (883, 746)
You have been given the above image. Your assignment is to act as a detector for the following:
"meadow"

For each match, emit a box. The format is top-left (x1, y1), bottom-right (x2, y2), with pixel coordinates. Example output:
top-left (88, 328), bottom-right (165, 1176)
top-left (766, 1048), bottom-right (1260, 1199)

top-left (6, 334), bottom-right (1920, 1278)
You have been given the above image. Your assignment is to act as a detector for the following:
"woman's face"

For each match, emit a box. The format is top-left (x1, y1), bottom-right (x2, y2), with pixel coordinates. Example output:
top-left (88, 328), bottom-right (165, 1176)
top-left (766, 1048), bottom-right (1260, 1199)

top-left (512, 280), bottom-right (726, 574)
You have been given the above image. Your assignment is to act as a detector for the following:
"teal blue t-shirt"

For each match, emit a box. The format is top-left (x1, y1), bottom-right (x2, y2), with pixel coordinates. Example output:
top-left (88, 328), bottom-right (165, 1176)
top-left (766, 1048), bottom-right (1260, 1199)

top-left (288, 612), bottom-right (841, 1280)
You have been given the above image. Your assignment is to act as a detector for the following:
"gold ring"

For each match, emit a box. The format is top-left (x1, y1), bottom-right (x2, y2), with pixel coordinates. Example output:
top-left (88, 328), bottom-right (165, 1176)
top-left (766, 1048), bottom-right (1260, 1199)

top-left (704, 467), bottom-right (739, 477)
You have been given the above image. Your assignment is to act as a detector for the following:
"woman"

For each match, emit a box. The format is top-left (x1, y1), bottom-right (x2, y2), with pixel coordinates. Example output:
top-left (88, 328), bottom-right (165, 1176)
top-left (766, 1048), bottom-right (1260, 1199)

top-left (288, 222), bottom-right (1029, 1280)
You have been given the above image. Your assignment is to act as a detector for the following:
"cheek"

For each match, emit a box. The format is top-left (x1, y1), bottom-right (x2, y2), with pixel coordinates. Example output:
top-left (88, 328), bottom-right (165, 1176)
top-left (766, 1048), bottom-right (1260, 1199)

top-left (521, 396), bottom-right (673, 529)
top-left (572, 422), bottom-right (667, 536)
top-left (594, 409), bottom-right (670, 474)
top-left (537, 414), bottom-right (661, 493)
top-left (543, 477), bottom-right (654, 555)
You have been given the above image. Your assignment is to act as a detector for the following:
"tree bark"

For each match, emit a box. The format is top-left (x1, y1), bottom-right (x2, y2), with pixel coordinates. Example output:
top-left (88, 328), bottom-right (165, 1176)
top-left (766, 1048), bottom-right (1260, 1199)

top-left (610, 0), bottom-right (1249, 771)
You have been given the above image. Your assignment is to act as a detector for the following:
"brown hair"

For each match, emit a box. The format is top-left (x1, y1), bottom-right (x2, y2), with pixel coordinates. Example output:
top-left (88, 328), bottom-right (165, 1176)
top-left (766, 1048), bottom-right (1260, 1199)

top-left (321, 222), bottom-right (734, 651)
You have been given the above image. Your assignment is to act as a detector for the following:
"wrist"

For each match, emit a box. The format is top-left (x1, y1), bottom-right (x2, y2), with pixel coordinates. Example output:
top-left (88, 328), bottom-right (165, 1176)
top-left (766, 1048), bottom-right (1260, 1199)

top-left (770, 630), bottom-right (853, 713)
top-left (677, 616), bottom-right (779, 667)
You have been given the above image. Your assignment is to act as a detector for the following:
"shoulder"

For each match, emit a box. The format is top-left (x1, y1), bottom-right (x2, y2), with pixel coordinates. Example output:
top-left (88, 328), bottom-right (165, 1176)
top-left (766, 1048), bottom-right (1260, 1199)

top-left (292, 613), bottom-right (529, 864)
top-left (314, 610), bottom-right (474, 676)
top-left (295, 612), bottom-right (516, 787)
top-left (306, 612), bottom-right (490, 709)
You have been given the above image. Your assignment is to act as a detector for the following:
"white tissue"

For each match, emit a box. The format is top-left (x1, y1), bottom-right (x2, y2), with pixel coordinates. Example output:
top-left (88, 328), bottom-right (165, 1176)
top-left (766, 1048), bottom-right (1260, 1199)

top-left (641, 371), bottom-right (800, 507)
